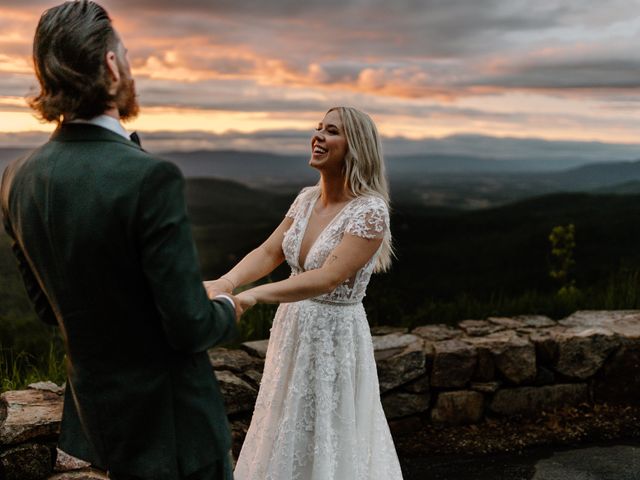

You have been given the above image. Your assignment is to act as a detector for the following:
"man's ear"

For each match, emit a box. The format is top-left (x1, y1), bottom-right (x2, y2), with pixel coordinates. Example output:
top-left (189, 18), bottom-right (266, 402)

top-left (105, 50), bottom-right (120, 95)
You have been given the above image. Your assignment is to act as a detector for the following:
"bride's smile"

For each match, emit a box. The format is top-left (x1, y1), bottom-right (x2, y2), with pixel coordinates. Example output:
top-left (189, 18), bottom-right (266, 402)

top-left (309, 110), bottom-right (348, 172)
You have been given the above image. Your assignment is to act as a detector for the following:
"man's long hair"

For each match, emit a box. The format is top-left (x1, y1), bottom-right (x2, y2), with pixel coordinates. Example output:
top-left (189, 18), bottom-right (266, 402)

top-left (29, 0), bottom-right (118, 122)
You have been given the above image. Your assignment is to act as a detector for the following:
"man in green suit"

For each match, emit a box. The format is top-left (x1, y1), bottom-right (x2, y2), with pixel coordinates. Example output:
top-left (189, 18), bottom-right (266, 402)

top-left (0, 2), bottom-right (241, 479)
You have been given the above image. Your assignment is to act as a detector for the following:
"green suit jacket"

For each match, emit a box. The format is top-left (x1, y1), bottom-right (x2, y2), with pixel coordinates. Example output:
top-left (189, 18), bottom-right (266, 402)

top-left (0, 123), bottom-right (238, 479)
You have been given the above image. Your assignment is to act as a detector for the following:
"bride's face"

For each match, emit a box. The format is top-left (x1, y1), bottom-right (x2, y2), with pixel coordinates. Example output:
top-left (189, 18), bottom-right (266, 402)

top-left (309, 110), bottom-right (348, 173)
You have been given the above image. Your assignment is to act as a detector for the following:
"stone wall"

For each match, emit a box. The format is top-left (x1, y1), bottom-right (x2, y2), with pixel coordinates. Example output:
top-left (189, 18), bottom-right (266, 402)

top-left (2, 310), bottom-right (639, 479)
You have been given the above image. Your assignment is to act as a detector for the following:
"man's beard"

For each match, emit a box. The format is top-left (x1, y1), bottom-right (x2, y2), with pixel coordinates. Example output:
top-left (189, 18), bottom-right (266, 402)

top-left (114, 63), bottom-right (139, 121)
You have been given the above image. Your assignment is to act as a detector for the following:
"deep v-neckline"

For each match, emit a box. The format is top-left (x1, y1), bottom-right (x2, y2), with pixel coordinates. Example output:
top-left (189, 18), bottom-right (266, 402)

top-left (296, 189), bottom-right (356, 270)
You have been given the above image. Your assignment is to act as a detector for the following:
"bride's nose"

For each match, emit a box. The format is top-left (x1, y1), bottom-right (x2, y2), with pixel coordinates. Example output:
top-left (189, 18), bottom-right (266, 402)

top-left (312, 131), bottom-right (325, 143)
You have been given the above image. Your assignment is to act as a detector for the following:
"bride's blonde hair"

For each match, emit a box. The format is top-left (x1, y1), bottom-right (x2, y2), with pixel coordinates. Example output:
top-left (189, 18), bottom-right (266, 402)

top-left (327, 106), bottom-right (393, 272)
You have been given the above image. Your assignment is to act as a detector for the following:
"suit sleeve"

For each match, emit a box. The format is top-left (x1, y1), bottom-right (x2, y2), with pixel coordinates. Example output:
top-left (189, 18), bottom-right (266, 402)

top-left (137, 160), bottom-right (238, 353)
top-left (1, 165), bottom-right (57, 326)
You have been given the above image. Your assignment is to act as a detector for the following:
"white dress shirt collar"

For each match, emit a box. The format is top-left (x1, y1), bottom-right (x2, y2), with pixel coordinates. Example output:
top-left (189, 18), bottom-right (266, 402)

top-left (67, 114), bottom-right (130, 140)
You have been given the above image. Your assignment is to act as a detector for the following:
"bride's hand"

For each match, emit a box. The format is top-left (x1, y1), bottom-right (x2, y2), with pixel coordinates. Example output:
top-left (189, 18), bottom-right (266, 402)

top-left (203, 278), bottom-right (234, 298)
top-left (236, 291), bottom-right (257, 311)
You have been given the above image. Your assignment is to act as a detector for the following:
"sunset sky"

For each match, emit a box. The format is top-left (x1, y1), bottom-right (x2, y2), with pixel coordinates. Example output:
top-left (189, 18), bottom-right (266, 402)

top-left (2, 0), bottom-right (640, 158)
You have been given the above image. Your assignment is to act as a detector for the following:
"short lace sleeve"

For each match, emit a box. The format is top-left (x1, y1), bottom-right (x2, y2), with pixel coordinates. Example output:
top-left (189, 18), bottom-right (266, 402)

top-left (285, 186), bottom-right (316, 219)
top-left (345, 196), bottom-right (389, 239)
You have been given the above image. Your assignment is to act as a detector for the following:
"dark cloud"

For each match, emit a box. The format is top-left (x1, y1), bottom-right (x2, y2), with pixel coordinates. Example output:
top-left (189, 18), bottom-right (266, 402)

top-left (25, 0), bottom-right (608, 64)
top-left (0, 73), bottom-right (38, 98)
top-left (135, 77), bottom-right (326, 112)
top-left (133, 76), bottom-right (529, 122)
top-left (4, 129), bottom-right (640, 162)
top-left (5, 1), bottom-right (640, 96)
top-left (0, 131), bottom-right (49, 147)
top-left (471, 58), bottom-right (640, 90)
top-left (393, 134), bottom-right (640, 161)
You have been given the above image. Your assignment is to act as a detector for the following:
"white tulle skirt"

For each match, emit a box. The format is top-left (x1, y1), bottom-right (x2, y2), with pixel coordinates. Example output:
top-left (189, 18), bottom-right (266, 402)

top-left (234, 299), bottom-right (403, 480)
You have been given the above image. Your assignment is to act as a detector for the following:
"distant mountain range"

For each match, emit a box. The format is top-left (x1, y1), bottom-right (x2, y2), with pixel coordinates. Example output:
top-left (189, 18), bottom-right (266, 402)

top-left (540, 160), bottom-right (640, 190)
top-left (595, 181), bottom-right (640, 195)
top-left (158, 150), bottom-right (629, 188)
top-left (2, 147), bottom-right (640, 209)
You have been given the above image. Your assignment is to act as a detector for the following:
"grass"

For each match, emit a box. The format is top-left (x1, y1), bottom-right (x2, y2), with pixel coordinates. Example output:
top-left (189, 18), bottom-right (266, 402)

top-left (0, 341), bottom-right (66, 392)
top-left (236, 303), bottom-right (278, 343)
top-left (402, 268), bottom-right (640, 329)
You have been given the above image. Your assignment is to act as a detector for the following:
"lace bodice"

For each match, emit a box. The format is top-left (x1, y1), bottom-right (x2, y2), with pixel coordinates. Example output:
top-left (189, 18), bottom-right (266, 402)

top-left (282, 186), bottom-right (389, 304)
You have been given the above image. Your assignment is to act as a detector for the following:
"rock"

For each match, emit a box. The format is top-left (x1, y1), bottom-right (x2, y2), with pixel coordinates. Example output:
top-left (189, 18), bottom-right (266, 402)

top-left (381, 392), bottom-right (430, 419)
top-left (493, 338), bottom-right (536, 385)
top-left (242, 369), bottom-right (263, 387)
top-left (370, 326), bottom-right (408, 335)
top-left (214, 370), bottom-right (257, 415)
top-left (490, 384), bottom-right (589, 416)
top-left (372, 333), bottom-right (421, 351)
top-left (374, 347), bottom-right (405, 361)
top-left (0, 389), bottom-right (63, 444)
top-left (554, 327), bottom-right (620, 379)
top-left (208, 347), bottom-right (264, 373)
top-left (229, 418), bottom-right (250, 458)
top-left (472, 348), bottom-right (495, 382)
top-left (515, 315), bottom-right (557, 328)
top-left (470, 381), bottom-right (501, 393)
top-left (533, 366), bottom-right (556, 386)
top-left (0, 443), bottom-right (52, 480)
top-left (487, 317), bottom-right (527, 329)
top-left (594, 344), bottom-right (640, 404)
top-left (403, 375), bottom-right (431, 394)
top-left (464, 332), bottom-right (536, 385)
top-left (529, 327), bottom-right (564, 366)
top-left (27, 382), bottom-right (64, 395)
top-left (54, 448), bottom-right (90, 472)
top-left (240, 340), bottom-right (270, 358)
top-left (560, 310), bottom-right (640, 340)
top-left (423, 341), bottom-right (436, 357)
top-left (431, 391), bottom-right (484, 426)
top-left (377, 341), bottom-right (426, 393)
top-left (48, 470), bottom-right (109, 479)
top-left (430, 339), bottom-right (477, 388)
top-left (373, 334), bottom-right (422, 361)
top-left (459, 319), bottom-right (506, 337)
top-left (515, 327), bottom-right (537, 335)
top-left (411, 324), bottom-right (462, 342)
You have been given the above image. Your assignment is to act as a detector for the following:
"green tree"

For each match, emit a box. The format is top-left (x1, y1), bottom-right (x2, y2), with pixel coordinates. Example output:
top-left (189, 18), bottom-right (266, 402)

top-left (549, 223), bottom-right (579, 299)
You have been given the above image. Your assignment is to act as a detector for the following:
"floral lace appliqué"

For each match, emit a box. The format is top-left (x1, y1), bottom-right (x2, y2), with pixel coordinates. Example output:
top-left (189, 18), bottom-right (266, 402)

top-left (282, 186), bottom-right (389, 304)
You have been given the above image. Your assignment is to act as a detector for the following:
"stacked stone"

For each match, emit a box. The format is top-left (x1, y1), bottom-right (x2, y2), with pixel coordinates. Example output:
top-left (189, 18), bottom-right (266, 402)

top-left (1, 310), bottom-right (639, 478)
top-left (375, 310), bottom-right (640, 426)
top-left (0, 382), bottom-right (106, 480)
top-left (225, 310), bottom-right (640, 429)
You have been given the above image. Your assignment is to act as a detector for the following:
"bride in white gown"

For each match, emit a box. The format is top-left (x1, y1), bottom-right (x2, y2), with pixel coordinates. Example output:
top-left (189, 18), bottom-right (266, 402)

top-left (205, 106), bottom-right (404, 480)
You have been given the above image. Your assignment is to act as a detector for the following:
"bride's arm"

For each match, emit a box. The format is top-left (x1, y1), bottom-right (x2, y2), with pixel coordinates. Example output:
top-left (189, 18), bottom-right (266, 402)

top-left (238, 233), bottom-right (383, 305)
top-left (204, 216), bottom-right (292, 295)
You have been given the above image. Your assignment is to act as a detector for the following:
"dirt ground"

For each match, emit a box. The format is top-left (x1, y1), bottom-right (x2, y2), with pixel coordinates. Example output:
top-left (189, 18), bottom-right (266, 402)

top-left (391, 403), bottom-right (640, 457)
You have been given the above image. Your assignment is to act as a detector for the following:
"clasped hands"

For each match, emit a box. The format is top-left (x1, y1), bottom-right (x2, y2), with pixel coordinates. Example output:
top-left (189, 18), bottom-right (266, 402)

top-left (203, 278), bottom-right (257, 318)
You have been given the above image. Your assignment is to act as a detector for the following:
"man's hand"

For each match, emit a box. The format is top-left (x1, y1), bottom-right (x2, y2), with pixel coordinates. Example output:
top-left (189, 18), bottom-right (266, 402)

top-left (210, 292), bottom-right (245, 320)
top-left (228, 293), bottom-right (245, 319)
top-left (204, 278), bottom-right (234, 298)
